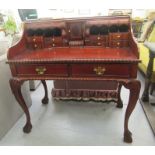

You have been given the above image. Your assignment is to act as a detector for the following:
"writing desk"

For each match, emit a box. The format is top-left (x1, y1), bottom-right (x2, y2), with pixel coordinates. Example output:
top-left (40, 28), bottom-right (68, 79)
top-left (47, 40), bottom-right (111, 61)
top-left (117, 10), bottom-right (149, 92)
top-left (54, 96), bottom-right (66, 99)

top-left (7, 16), bottom-right (141, 143)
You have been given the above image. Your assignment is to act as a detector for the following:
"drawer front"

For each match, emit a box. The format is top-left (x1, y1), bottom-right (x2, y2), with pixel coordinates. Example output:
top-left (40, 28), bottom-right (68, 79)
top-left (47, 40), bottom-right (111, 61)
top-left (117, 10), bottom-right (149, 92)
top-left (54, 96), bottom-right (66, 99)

top-left (16, 64), bottom-right (68, 77)
top-left (110, 33), bottom-right (129, 40)
top-left (27, 42), bottom-right (43, 49)
top-left (52, 37), bottom-right (63, 43)
top-left (44, 37), bottom-right (63, 48)
top-left (110, 41), bottom-right (128, 48)
top-left (27, 36), bottom-right (43, 43)
top-left (27, 36), bottom-right (44, 49)
top-left (85, 41), bottom-right (106, 46)
top-left (92, 41), bottom-right (106, 46)
top-left (71, 64), bottom-right (133, 78)
top-left (89, 35), bottom-right (107, 41)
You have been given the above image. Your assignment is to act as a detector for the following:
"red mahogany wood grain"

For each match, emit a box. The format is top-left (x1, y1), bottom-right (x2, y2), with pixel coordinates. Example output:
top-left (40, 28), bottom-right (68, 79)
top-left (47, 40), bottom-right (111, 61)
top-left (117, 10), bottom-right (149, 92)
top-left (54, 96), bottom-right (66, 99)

top-left (9, 47), bottom-right (138, 62)
top-left (7, 16), bottom-right (141, 143)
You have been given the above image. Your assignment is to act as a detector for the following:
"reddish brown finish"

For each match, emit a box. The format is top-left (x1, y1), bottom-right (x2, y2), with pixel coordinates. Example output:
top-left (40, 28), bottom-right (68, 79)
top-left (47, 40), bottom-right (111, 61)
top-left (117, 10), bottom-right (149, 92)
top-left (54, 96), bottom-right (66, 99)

top-left (8, 47), bottom-right (138, 62)
top-left (16, 64), bottom-right (68, 77)
top-left (9, 79), bottom-right (32, 133)
top-left (71, 64), bottom-right (134, 78)
top-left (122, 80), bottom-right (141, 143)
top-left (7, 16), bottom-right (141, 143)
top-left (41, 80), bottom-right (49, 104)
top-left (109, 32), bottom-right (129, 40)
top-left (67, 21), bottom-right (84, 40)
top-left (26, 36), bottom-right (44, 49)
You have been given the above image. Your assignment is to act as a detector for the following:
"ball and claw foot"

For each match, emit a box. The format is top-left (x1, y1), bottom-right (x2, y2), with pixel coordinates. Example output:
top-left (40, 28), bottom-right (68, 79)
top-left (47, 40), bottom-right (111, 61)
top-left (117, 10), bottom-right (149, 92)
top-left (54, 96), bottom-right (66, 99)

top-left (116, 99), bottom-right (123, 108)
top-left (42, 97), bottom-right (49, 104)
top-left (23, 123), bottom-right (32, 133)
top-left (124, 130), bottom-right (132, 143)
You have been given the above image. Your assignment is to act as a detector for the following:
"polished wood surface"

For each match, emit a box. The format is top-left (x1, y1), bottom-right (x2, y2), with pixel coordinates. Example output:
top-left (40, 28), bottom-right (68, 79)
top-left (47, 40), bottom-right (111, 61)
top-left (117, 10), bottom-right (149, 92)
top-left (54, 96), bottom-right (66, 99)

top-left (7, 16), bottom-right (141, 143)
top-left (9, 47), bottom-right (137, 61)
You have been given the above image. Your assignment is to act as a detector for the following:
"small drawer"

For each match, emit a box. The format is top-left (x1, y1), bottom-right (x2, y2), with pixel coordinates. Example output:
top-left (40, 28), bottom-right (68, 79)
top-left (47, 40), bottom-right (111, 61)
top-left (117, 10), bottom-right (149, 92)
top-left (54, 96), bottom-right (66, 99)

top-left (32, 43), bottom-right (43, 49)
top-left (26, 36), bottom-right (44, 49)
top-left (27, 42), bottom-right (43, 49)
top-left (27, 36), bottom-right (43, 43)
top-left (110, 41), bottom-right (122, 48)
top-left (44, 37), bottom-right (63, 48)
top-left (52, 37), bottom-right (63, 43)
top-left (52, 42), bottom-right (63, 47)
top-left (85, 41), bottom-right (106, 47)
top-left (110, 41), bottom-right (128, 48)
top-left (16, 64), bottom-right (68, 77)
top-left (90, 41), bottom-right (102, 46)
top-left (110, 33), bottom-right (129, 40)
top-left (71, 64), bottom-right (131, 78)
top-left (88, 35), bottom-right (108, 41)
top-left (94, 42), bottom-right (106, 46)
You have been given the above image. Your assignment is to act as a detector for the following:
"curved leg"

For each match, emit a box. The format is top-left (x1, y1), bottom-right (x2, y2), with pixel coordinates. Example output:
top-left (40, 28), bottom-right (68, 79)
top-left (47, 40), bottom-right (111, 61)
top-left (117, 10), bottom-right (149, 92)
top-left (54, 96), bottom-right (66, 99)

top-left (41, 80), bottom-right (49, 104)
top-left (10, 79), bottom-right (32, 133)
top-left (116, 83), bottom-right (123, 108)
top-left (122, 80), bottom-right (141, 143)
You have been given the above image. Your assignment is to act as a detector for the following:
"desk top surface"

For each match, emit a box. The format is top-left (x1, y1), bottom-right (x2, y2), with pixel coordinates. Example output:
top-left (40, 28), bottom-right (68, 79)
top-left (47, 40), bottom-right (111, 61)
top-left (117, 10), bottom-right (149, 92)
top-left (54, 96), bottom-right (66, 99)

top-left (9, 47), bottom-right (139, 63)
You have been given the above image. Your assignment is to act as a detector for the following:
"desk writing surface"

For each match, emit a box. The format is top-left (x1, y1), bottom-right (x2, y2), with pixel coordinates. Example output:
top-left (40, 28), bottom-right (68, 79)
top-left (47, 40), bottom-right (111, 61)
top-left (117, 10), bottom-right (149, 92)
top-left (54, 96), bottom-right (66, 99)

top-left (10, 47), bottom-right (138, 63)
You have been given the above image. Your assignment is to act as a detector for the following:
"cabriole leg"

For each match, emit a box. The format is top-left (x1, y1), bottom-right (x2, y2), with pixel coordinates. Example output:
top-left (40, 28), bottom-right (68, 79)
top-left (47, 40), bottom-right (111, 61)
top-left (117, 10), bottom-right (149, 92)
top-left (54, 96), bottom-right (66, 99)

top-left (122, 80), bottom-right (141, 143)
top-left (41, 80), bottom-right (49, 104)
top-left (9, 79), bottom-right (32, 133)
top-left (116, 83), bottom-right (123, 108)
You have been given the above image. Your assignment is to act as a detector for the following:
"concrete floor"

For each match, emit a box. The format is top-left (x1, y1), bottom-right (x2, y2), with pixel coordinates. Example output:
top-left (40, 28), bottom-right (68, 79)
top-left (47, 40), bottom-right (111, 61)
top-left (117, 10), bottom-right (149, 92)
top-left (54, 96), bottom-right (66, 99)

top-left (0, 73), bottom-right (155, 145)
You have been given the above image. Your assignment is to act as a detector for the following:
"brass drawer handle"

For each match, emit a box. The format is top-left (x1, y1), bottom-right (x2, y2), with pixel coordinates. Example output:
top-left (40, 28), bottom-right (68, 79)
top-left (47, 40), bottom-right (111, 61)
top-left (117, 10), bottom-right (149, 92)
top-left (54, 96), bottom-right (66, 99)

top-left (94, 66), bottom-right (106, 76)
top-left (97, 42), bottom-right (101, 45)
top-left (34, 44), bottom-right (37, 48)
top-left (117, 42), bottom-right (120, 45)
top-left (117, 35), bottom-right (120, 38)
top-left (33, 38), bottom-right (36, 42)
top-left (35, 67), bottom-right (47, 75)
top-left (97, 36), bottom-right (100, 40)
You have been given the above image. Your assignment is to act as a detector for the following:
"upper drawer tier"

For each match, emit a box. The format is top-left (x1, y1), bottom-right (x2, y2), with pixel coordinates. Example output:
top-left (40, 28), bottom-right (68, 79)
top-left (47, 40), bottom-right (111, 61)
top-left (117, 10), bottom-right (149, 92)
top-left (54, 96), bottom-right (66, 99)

top-left (16, 64), bottom-right (68, 77)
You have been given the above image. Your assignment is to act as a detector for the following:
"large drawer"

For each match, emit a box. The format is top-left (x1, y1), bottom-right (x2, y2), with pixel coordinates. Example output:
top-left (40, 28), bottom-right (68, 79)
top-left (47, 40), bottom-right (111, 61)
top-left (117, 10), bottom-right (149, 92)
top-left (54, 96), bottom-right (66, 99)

top-left (16, 64), bottom-right (68, 77)
top-left (71, 64), bottom-right (136, 78)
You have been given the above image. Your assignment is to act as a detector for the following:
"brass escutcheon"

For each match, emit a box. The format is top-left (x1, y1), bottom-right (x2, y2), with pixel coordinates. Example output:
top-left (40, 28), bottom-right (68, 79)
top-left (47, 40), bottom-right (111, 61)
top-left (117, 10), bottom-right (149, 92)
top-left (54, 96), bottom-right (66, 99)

top-left (35, 67), bottom-right (47, 75)
top-left (93, 66), bottom-right (106, 76)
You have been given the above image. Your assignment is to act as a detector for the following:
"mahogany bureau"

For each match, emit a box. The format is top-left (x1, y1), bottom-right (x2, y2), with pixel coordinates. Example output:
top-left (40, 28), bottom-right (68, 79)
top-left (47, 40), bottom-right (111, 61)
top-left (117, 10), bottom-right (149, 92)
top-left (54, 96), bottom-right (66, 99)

top-left (7, 16), bottom-right (141, 143)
